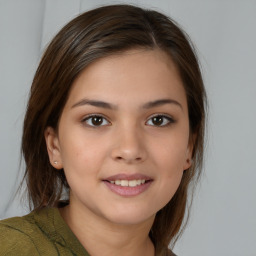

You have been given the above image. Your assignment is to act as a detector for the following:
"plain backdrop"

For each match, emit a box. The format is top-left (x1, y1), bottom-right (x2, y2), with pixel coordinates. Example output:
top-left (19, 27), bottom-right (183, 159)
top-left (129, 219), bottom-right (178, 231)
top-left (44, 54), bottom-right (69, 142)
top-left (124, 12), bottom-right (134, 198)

top-left (0, 0), bottom-right (255, 255)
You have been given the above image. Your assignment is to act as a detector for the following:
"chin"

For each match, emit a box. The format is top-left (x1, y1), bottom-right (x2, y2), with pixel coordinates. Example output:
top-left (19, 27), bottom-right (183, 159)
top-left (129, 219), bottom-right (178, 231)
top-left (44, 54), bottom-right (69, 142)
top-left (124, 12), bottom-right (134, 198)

top-left (102, 208), bottom-right (156, 226)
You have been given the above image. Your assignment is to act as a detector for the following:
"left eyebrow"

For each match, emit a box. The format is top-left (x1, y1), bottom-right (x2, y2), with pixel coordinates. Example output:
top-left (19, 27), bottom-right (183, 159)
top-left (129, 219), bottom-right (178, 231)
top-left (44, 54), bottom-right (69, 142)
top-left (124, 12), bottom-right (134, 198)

top-left (71, 99), bottom-right (117, 110)
top-left (142, 99), bottom-right (183, 110)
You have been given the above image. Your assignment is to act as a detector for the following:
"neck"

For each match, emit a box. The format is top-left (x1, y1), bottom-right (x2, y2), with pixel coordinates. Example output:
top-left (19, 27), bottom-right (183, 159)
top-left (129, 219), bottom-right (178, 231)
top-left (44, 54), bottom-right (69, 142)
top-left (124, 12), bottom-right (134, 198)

top-left (60, 202), bottom-right (155, 256)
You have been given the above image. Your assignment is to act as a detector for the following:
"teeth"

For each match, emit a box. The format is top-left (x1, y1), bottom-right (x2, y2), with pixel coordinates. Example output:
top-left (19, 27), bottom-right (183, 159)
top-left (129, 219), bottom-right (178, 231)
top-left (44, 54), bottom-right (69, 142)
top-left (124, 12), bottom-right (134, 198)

top-left (128, 180), bottom-right (137, 187)
top-left (136, 180), bottom-right (142, 185)
top-left (115, 180), bottom-right (121, 185)
top-left (109, 179), bottom-right (147, 187)
top-left (121, 180), bottom-right (128, 186)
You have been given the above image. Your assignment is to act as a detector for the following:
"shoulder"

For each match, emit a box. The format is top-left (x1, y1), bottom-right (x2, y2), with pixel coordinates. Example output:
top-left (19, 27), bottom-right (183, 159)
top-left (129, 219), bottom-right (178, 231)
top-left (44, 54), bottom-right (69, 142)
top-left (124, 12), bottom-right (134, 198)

top-left (0, 207), bottom-right (79, 256)
top-left (0, 214), bottom-right (40, 255)
top-left (0, 208), bottom-right (60, 255)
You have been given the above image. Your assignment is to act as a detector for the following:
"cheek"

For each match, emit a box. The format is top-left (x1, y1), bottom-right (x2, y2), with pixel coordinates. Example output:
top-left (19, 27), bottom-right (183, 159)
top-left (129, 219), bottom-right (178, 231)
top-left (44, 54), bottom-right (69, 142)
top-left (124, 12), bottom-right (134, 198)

top-left (157, 143), bottom-right (185, 188)
top-left (153, 144), bottom-right (185, 207)
top-left (59, 130), bottom-right (110, 179)
top-left (60, 142), bottom-right (103, 195)
top-left (149, 132), bottom-right (188, 200)
top-left (152, 136), bottom-right (189, 173)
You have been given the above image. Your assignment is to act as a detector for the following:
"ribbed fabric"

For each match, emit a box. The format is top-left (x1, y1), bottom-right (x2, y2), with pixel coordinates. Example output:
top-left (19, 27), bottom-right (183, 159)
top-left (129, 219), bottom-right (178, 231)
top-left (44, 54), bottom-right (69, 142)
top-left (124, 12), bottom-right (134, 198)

top-left (0, 207), bottom-right (89, 255)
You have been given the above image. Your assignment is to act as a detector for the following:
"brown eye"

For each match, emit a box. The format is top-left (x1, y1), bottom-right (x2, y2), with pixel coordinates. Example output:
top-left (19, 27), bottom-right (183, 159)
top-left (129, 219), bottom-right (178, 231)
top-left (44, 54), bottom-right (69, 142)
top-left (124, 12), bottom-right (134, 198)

top-left (152, 116), bottom-right (164, 126)
top-left (146, 115), bottom-right (174, 127)
top-left (83, 115), bottom-right (110, 127)
top-left (92, 116), bottom-right (103, 126)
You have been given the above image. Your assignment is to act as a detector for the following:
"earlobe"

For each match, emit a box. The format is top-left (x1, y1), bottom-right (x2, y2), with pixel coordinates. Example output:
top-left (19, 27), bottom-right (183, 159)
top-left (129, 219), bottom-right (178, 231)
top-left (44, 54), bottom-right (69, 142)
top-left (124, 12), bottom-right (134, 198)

top-left (183, 157), bottom-right (192, 170)
top-left (183, 135), bottom-right (195, 170)
top-left (44, 127), bottom-right (63, 169)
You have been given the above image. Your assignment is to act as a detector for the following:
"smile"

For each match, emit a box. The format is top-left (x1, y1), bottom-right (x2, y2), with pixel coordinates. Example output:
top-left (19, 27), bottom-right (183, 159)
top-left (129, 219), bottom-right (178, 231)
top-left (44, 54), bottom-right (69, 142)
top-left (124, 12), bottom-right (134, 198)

top-left (109, 179), bottom-right (146, 187)
top-left (103, 174), bottom-right (153, 197)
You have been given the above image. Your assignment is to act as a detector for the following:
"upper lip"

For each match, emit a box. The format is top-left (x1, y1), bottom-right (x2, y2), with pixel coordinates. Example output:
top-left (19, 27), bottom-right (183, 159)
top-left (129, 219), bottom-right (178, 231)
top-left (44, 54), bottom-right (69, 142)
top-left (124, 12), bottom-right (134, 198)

top-left (103, 173), bottom-right (153, 181)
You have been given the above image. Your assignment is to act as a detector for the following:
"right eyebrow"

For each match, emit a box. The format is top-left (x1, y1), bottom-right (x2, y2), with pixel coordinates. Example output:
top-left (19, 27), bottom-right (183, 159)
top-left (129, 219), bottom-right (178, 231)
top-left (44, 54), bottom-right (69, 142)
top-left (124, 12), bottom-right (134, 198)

top-left (142, 98), bottom-right (183, 111)
top-left (71, 99), bottom-right (117, 110)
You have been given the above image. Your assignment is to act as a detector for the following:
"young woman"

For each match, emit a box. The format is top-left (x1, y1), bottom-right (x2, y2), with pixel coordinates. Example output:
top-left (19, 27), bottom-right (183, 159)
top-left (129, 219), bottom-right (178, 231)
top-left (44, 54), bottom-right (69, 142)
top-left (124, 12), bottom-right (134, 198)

top-left (0, 4), bottom-right (206, 256)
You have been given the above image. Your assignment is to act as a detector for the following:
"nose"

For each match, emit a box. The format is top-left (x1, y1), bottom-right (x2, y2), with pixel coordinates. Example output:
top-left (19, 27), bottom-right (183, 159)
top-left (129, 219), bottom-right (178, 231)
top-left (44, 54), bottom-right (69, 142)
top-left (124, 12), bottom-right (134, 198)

top-left (110, 126), bottom-right (147, 164)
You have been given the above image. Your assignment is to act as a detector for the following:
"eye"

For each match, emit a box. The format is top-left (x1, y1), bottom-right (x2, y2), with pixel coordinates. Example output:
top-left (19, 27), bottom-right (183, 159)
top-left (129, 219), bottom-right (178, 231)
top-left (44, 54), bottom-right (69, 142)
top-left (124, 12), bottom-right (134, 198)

top-left (82, 115), bottom-right (110, 127)
top-left (146, 115), bottom-right (174, 127)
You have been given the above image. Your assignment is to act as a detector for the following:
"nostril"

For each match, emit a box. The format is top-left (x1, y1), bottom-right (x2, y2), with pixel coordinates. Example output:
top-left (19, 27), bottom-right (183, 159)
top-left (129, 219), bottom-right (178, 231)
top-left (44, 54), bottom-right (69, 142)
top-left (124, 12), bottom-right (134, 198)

top-left (112, 149), bottom-right (146, 163)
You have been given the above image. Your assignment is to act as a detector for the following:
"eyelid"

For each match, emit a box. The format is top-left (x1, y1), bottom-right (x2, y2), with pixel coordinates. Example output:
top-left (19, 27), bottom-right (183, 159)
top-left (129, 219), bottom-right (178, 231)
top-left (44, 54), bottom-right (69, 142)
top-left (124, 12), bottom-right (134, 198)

top-left (81, 114), bottom-right (111, 127)
top-left (146, 113), bottom-right (175, 126)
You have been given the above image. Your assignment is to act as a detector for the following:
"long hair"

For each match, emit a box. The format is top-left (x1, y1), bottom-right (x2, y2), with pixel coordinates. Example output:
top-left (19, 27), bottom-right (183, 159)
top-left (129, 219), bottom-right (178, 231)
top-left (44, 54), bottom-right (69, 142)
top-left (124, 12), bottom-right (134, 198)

top-left (22, 4), bottom-right (207, 255)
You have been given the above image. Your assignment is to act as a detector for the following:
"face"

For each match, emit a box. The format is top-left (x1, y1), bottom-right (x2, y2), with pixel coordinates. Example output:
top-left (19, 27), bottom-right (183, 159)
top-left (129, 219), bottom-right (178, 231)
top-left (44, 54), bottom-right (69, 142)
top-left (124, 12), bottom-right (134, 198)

top-left (45, 49), bottom-right (192, 226)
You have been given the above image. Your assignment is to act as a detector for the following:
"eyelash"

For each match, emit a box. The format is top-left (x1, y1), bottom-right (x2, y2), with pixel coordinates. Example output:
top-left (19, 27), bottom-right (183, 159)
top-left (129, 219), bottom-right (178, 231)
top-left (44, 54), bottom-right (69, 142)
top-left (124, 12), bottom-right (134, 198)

top-left (81, 114), bottom-right (110, 127)
top-left (81, 114), bottom-right (175, 127)
top-left (146, 114), bottom-right (175, 127)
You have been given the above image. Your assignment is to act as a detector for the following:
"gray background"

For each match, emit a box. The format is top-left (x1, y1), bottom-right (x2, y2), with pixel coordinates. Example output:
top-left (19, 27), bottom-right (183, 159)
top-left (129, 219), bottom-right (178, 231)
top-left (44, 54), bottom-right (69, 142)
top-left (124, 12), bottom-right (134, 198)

top-left (0, 0), bottom-right (255, 255)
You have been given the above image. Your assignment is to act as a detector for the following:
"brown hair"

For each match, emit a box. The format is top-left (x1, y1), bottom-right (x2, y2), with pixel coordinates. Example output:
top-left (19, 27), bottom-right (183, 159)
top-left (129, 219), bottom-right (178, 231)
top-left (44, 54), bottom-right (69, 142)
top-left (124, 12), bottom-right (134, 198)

top-left (22, 4), bottom-right (207, 255)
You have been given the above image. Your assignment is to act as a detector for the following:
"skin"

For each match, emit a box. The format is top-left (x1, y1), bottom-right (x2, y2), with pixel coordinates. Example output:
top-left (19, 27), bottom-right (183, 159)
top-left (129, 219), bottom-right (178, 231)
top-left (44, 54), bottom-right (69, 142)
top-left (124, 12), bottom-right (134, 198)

top-left (45, 49), bottom-right (193, 256)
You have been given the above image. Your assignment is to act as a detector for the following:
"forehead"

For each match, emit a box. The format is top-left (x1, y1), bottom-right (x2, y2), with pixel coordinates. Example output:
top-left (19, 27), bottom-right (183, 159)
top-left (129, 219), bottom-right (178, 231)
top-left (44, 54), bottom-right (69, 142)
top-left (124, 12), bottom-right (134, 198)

top-left (64, 49), bottom-right (187, 110)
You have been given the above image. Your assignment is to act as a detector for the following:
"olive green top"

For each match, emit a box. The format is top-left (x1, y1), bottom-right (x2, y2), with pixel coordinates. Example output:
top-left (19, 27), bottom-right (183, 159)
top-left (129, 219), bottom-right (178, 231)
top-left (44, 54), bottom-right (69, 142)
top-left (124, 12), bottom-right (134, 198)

top-left (0, 207), bottom-right (89, 255)
top-left (0, 207), bottom-right (176, 256)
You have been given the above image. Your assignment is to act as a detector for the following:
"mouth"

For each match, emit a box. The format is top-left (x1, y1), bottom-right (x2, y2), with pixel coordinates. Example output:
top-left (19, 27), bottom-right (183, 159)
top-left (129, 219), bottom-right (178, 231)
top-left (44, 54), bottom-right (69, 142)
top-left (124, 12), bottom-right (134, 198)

top-left (102, 174), bottom-right (153, 197)
top-left (105, 179), bottom-right (149, 187)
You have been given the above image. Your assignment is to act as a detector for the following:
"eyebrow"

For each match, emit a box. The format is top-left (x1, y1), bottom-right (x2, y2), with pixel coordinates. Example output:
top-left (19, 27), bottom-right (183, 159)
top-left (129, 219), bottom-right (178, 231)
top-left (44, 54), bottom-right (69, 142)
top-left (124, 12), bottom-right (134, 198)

top-left (71, 98), bottom-right (183, 110)
top-left (71, 99), bottom-right (117, 109)
top-left (142, 99), bottom-right (183, 110)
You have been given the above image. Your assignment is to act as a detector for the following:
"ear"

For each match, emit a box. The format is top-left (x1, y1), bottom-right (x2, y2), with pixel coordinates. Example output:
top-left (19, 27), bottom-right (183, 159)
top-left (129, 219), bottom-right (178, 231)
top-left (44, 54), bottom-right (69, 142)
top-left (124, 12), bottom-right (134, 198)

top-left (44, 127), bottom-right (63, 169)
top-left (183, 134), bottom-right (196, 170)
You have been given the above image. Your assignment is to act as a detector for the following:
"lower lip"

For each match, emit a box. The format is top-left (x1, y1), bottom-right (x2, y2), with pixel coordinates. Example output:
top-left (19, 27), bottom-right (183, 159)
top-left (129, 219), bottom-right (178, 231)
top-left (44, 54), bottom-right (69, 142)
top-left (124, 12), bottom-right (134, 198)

top-left (103, 181), bottom-right (153, 197)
